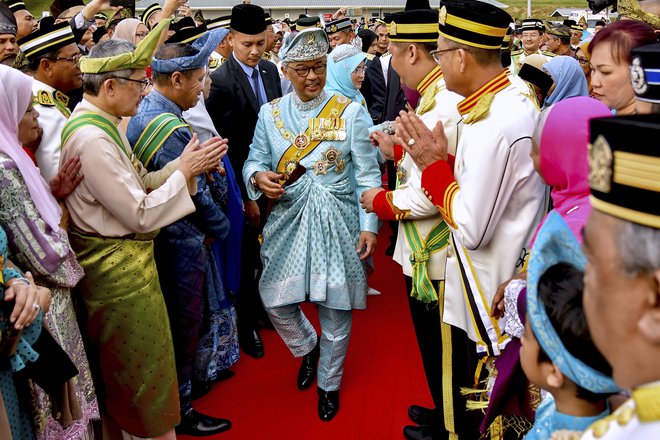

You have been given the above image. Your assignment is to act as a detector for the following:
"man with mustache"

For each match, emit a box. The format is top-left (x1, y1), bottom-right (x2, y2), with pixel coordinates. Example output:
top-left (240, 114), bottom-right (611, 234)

top-left (243, 28), bottom-right (380, 422)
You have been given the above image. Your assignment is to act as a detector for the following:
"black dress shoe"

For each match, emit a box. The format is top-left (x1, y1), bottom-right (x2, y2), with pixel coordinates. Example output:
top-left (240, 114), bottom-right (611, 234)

top-left (408, 404), bottom-right (438, 426)
top-left (175, 409), bottom-right (231, 437)
top-left (317, 387), bottom-right (339, 422)
top-left (403, 425), bottom-right (434, 440)
top-left (239, 329), bottom-right (264, 358)
top-left (297, 339), bottom-right (319, 390)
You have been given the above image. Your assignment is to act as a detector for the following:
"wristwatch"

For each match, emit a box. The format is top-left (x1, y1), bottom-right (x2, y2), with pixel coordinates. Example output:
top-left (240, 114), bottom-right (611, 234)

top-left (249, 172), bottom-right (259, 190)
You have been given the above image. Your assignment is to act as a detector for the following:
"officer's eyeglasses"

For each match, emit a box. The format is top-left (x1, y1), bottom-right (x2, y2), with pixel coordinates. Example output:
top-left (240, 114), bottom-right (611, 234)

top-left (47, 53), bottom-right (82, 64)
top-left (429, 47), bottom-right (460, 65)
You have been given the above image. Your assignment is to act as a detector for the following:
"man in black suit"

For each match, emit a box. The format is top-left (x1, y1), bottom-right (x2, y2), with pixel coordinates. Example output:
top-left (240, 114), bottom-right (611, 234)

top-left (207, 3), bottom-right (282, 358)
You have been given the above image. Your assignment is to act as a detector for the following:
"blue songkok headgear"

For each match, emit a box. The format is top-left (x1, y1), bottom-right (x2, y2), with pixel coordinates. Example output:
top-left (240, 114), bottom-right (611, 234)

top-left (151, 27), bottom-right (229, 73)
top-left (527, 211), bottom-right (619, 394)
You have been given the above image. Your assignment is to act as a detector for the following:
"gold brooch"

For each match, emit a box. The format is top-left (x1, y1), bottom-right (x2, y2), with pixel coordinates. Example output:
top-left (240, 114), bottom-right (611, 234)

top-left (324, 147), bottom-right (339, 164)
top-left (330, 24), bottom-right (338, 33)
top-left (588, 135), bottom-right (613, 193)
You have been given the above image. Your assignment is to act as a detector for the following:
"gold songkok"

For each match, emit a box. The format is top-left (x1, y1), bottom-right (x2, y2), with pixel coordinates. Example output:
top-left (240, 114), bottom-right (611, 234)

top-left (79, 18), bottom-right (171, 74)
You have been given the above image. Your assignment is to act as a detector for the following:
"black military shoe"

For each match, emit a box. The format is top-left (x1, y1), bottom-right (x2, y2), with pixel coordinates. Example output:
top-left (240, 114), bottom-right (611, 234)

top-left (317, 387), bottom-right (339, 422)
top-left (297, 338), bottom-right (319, 390)
top-left (408, 404), bottom-right (438, 426)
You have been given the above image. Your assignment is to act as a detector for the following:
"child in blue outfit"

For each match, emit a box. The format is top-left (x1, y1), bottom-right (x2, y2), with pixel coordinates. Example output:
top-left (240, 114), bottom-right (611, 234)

top-left (521, 212), bottom-right (619, 439)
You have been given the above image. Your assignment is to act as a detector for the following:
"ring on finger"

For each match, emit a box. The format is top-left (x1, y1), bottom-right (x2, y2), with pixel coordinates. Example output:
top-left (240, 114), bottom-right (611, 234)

top-left (407, 138), bottom-right (416, 147)
top-left (31, 303), bottom-right (41, 311)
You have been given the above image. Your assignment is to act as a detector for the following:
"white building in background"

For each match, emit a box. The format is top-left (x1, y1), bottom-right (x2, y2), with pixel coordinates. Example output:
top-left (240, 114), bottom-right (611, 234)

top-left (135, 0), bottom-right (408, 21)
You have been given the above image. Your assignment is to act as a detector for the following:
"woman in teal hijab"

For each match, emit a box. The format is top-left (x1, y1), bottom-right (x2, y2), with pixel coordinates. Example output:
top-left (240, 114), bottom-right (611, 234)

top-left (325, 42), bottom-right (368, 111)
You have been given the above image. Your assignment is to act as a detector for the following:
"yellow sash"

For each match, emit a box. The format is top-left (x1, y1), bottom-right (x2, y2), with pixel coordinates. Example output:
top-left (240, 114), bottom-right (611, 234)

top-left (275, 95), bottom-right (351, 184)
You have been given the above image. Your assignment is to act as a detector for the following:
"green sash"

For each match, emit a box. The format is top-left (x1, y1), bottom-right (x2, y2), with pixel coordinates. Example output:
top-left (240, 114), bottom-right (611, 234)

top-left (132, 113), bottom-right (191, 167)
top-left (61, 112), bottom-right (130, 160)
top-left (403, 219), bottom-right (450, 303)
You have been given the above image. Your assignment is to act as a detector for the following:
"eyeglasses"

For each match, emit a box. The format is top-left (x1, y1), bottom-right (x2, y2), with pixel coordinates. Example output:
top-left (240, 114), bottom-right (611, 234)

top-left (353, 66), bottom-right (367, 75)
top-left (429, 47), bottom-right (460, 64)
top-left (47, 53), bottom-right (82, 64)
top-left (576, 57), bottom-right (589, 65)
top-left (135, 32), bottom-right (147, 39)
top-left (109, 77), bottom-right (152, 92)
top-left (287, 63), bottom-right (327, 78)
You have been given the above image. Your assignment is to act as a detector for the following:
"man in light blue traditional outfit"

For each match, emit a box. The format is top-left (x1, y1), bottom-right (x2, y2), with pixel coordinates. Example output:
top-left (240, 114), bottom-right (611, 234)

top-left (242, 28), bottom-right (381, 422)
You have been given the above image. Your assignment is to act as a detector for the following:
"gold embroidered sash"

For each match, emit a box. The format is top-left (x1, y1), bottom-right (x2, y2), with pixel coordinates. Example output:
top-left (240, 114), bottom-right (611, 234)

top-left (275, 95), bottom-right (351, 184)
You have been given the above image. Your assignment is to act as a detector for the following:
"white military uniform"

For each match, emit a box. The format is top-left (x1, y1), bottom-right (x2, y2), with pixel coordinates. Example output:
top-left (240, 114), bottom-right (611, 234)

top-left (387, 67), bottom-right (462, 282)
top-left (32, 79), bottom-right (70, 182)
top-left (421, 70), bottom-right (545, 356)
top-left (581, 383), bottom-right (660, 440)
top-left (509, 49), bottom-right (555, 75)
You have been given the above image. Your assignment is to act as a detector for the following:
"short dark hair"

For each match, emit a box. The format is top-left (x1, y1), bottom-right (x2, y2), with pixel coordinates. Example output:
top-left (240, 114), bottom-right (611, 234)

top-left (536, 262), bottom-right (614, 403)
top-left (595, 20), bottom-right (606, 27)
top-left (151, 43), bottom-right (200, 86)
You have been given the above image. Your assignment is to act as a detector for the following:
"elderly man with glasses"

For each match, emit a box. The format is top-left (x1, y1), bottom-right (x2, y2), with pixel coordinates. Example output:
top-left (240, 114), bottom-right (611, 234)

top-left (60, 20), bottom-right (227, 439)
top-left (243, 27), bottom-right (381, 422)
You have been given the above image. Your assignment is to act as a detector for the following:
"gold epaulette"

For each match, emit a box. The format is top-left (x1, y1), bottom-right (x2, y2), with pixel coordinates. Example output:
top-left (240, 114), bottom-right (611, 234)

top-left (54, 89), bottom-right (69, 106)
top-left (366, 53), bottom-right (375, 61)
top-left (542, 51), bottom-right (556, 57)
top-left (464, 92), bottom-right (495, 125)
top-left (209, 58), bottom-right (220, 69)
top-left (35, 90), bottom-right (55, 106)
top-left (511, 49), bottom-right (523, 56)
top-left (262, 52), bottom-right (272, 61)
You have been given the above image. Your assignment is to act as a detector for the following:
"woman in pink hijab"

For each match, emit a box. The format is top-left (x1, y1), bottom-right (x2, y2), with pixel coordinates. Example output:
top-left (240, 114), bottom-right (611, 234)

top-left (111, 18), bottom-right (149, 45)
top-left (530, 96), bottom-right (612, 245)
top-left (0, 65), bottom-right (99, 440)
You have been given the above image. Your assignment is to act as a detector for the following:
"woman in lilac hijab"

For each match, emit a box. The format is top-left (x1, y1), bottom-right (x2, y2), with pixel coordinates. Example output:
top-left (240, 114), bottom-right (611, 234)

top-left (482, 97), bottom-right (611, 438)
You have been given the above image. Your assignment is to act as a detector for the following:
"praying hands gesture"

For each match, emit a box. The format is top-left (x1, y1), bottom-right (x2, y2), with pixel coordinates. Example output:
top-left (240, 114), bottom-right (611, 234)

top-left (50, 157), bottom-right (83, 201)
top-left (395, 110), bottom-right (449, 171)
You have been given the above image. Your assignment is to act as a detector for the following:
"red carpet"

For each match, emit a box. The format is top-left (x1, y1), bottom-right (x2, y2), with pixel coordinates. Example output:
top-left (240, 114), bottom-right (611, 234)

top-left (186, 225), bottom-right (432, 439)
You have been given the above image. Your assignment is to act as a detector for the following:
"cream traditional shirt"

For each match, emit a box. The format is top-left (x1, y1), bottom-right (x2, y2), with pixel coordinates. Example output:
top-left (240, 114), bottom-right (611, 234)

top-left (61, 99), bottom-right (196, 237)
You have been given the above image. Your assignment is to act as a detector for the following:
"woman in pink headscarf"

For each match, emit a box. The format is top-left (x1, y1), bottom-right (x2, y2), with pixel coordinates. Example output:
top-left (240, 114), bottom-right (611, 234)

top-left (0, 64), bottom-right (99, 440)
top-left (529, 96), bottom-right (612, 245)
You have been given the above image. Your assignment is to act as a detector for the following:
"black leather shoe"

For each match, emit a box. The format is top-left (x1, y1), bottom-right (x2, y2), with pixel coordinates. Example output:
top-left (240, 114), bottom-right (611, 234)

top-left (408, 405), bottom-right (437, 426)
top-left (175, 409), bottom-right (231, 437)
top-left (239, 329), bottom-right (264, 358)
top-left (403, 425), bottom-right (434, 440)
top-left (297, 339), bottom-right (319, 390)
top-left (317, 387), bottom-right (339, 422)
